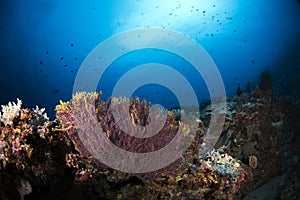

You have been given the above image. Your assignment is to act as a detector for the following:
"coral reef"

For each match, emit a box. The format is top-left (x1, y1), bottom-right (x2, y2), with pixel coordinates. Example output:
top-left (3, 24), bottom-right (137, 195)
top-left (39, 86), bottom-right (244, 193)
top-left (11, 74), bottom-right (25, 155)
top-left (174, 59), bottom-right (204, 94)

top-left (0, 78), bottom-right (299, 199)
top-left (0, 100), bottom-right (74, 199)
top-left (144, 146), bottom-right (246, 199)
top-left (55, 91), bottom-right (247, 199)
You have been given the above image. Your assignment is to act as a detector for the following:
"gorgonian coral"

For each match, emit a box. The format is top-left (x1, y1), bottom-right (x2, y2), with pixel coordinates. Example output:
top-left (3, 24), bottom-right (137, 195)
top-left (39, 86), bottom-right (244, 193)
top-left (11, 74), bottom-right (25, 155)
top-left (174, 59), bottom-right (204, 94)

top-left (56, 92), bottom-right (191, 169)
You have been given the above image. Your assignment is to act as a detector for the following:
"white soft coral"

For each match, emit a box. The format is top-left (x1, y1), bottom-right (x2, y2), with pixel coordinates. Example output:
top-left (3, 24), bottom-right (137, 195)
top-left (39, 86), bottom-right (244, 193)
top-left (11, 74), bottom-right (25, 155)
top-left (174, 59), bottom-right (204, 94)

top-left (33, 105), bottom-right (49, 120)
top-left (0, 98), bottom-right (22, 126)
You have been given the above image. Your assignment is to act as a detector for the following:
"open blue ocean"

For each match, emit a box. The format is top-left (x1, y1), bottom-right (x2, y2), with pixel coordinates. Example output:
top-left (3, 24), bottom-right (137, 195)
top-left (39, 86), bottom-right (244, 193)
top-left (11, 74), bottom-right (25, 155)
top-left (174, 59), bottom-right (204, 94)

top-left (0, 1), bottom-right (299, 199)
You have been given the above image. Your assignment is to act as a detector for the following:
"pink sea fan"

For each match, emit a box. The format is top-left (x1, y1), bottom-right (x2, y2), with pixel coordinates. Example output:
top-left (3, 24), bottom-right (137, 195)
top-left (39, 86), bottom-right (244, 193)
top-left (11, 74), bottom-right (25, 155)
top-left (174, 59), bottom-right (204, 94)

top-left (56, 92), bottom-right (190, 174)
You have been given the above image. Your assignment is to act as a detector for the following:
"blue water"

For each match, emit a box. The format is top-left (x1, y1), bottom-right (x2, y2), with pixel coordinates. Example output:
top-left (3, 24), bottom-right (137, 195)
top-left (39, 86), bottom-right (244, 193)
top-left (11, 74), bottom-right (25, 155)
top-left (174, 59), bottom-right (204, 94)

top-left (0, 0), bottom-right (300, 118)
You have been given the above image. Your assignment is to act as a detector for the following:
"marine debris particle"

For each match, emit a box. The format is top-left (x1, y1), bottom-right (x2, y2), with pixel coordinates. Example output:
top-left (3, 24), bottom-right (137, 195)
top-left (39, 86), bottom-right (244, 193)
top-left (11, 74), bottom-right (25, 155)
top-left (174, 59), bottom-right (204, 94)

top-left (251, 59), bottom-right (255, 64)
top-left (39, 60), bottom-right (43, 65)
top-left (64, 64), bottom-right (68, 67)
top-left (70, 43), bottom-right (74, 47)
top-left (60, 57), bottom-right (64, 60)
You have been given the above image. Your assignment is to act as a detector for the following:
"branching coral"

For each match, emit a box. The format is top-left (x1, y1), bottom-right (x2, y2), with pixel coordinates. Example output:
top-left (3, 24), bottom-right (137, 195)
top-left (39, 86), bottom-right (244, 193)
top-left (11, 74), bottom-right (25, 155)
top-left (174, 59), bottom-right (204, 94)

top-left (0, 98), bottom-right (22, 126)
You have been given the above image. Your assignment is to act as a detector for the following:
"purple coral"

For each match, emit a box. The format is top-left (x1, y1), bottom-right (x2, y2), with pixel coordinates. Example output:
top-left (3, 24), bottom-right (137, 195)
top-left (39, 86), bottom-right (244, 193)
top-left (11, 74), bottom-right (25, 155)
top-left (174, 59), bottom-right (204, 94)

top-left (56, 92), bottom-right (182, 158)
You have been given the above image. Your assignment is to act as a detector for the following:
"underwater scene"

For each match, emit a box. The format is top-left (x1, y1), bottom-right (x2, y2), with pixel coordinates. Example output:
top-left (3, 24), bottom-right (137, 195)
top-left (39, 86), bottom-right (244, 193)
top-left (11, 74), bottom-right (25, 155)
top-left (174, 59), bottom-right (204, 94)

top-left (1, 0), bottom-right (300, 199)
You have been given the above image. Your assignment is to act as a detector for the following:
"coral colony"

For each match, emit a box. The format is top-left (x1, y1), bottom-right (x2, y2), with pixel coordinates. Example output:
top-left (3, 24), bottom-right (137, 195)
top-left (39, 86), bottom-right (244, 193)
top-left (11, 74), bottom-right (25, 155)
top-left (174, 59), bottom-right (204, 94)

top-left (0, 78), bottom-right (297, 199)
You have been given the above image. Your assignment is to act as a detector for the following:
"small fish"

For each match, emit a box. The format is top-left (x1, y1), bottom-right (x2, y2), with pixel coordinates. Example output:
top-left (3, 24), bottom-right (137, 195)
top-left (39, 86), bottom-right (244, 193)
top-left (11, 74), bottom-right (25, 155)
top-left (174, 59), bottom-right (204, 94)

top-left (40, 69), bottom-right (43, 72)
top-left (39, 60), bottom-right (43, 65)
top-left (70, 43), bottom-right (74, 47)
top-left (46, 51), bottom-right (49, 54)
top-left (251, 60), bottom-right (255, 64)
top-left (60, 57), bottom-right (64, 60)
top-left (236, 83), bottom-right (242, 96)
top-left (64, 64), bottom-right (68, 67)
top-left (52, 90), bottom-right (59, 94)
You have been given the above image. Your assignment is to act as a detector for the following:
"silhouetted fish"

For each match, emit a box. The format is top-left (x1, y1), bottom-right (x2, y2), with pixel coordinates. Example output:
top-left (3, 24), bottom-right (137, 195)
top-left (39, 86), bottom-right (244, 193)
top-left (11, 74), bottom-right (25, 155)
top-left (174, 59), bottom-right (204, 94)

top-left (52, 90), bottom-right (59, 94)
